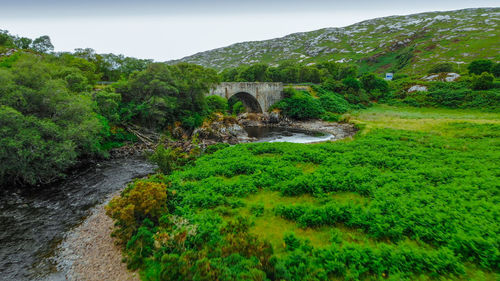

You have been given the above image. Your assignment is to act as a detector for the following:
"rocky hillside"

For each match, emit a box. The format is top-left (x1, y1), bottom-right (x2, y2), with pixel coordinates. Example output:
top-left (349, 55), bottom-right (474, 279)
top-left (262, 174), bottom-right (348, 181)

top-left (169, 8), bottom-right (500, 74)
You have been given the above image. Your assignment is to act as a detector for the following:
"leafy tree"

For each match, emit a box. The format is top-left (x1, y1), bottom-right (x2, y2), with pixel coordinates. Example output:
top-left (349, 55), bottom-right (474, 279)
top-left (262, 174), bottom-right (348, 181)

top-left (31, 35), bottom-right (54, 53)
top-left (13, 37), bottom-right (32, 49)
top-left (0, 106), bottom-right (77, 185)
top-left (94, 90), bottom-right (121, 123)
top-left (220, 68), bottom-right (239, 81)
top-left (471, 72), bottom-right (494, 90)
top-left (0, 30), bottom-right (14, 47)
top-left (238, 63), bottom-right (268, 82)
top-left (360, 73), bottom-right (389, 94)
top-left (468, 59), bottom-right (493, 75)
top-left (338, 64), bottom-right (358, 80)
top-left (206, 95), bottom-right (228, 113)
top-left (115, 62), bottom-right (219, 129)
top-left (319, 91), bottom-right (350, 113)
top-left (342, 77), bottom-right (361, 91)
top-left (0, 53), bottom-right (105, 186)
top-left (279, 61), bottom-right (300, 83)
top-left (273, 89), bottom-right (324, 120)
top-left (232, 101), bottom-right (246, 115)
top-left (492, 63), bottom-right (500, 78)
top-left (299, 66), bottom-right (321, 83)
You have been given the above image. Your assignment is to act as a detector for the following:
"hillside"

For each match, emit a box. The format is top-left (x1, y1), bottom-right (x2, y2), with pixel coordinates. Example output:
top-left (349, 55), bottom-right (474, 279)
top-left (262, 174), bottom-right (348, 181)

top-left (169, 8), bottom-right (500, 74)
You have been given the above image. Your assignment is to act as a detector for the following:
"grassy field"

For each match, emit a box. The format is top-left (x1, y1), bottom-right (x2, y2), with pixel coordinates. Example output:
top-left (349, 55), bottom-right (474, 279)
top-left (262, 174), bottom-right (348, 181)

top-left (108, 105), bottom-right (500, 281)
top-left (348, 104), bottom-right (500, 134)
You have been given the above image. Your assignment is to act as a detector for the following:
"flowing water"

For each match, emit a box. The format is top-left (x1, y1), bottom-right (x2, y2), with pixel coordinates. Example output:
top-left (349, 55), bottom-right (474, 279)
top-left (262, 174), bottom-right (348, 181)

top-left (0, 158), bottom-right (154, 281)
top-left (0, 127), bottom-right (332, 280)
top-left (245, 126), bottom-right (333, 143)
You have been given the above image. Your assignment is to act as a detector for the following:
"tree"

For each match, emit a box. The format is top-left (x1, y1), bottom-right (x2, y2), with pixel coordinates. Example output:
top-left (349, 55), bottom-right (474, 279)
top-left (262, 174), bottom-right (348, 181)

top-left (471, 72), bottom-right (494, 90)
top-left (238, 63), bottom-right (268, 82)
top-left (31, 35), bottom-right (54, 53)
top-left (468, 60), bottom-right (493, 75)
top-left (0, 53), bottom-right (105, 186)
top-left (319, 91), bottom-right (350, 113)
top-left (360, 73), bottom-right (389, 93)
top-left (0, 30), bottom-right (14, 47)
top-left (338, 64), bottom-right (358, 80)
top-left (342, 77), bottom-right (362, 91)
top-left (115, 62), bottom-right (219, 129)
top-left (492, 63), bottom-right (500, 78)
top-left (206, 95), bottom-right (228, 113)
top-left (273, 89), bottom-right (324, 120)
top-left (0, 106), bottom-right (77, 185)
top-left (220, 68), bottom-right (239, 81)
top-left (279, 62), bottom-right (300, 83)
top-left (13, 37), bottom-right (32, 49)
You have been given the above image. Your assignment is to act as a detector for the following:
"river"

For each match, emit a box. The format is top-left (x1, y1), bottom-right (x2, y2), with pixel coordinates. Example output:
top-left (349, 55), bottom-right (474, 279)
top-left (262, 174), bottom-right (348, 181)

top-left (0, 158), bottom-right (154, 281)
top-left (0, 127), bottom-right (337, 280)
top-left (244, 126), bottom-right (334, 143)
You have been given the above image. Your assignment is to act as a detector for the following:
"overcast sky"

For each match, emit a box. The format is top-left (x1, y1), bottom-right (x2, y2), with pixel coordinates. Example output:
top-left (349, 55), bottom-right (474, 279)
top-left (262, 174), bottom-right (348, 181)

top-left (0, 0), bottom-right (498, 61)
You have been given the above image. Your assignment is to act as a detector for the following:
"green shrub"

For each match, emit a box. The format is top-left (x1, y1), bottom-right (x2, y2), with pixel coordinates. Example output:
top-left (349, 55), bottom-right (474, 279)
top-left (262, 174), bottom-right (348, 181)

top-left (149, 146), bottom-right (198, 174)
top-left (106, 180), bottom-right (168, 242)
top-left (321, 112), bottom-right (341, 122)
top-left (360, 73), bottom-right (389, 96)
top-left (109, 125), bottom-right (500, 278)
top-left (272, 88), bottom-right (324, 120)
top-left (471, 72), bottom-right (494, 90)
top-left (342, 77), bottom-right (361, 91)
top-left (206, 95), bottom-right (228, 113)
top-left (468, 59), bottom-right (494, 75)
top-left (492, 63), bottom-right (500, 78)
top-left (232, 101), bottom-right (246, 115)
top-left (428, 62), bottom-right (456, 74)
top-left (249, 203), bottom-right (265, 217)
top-left (318, 91), bottom-right (350, 113)
top-left (204, 143), bottom-right (230, 154)
top-left (0, 54), bottom-right (105, 186)
top-left (94, 90), bottom-right (121, 123)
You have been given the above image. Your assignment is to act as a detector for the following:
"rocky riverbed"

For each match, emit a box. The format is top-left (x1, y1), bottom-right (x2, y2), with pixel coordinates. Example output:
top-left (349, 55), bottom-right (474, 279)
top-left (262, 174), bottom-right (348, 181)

top-left (109, 112), bottom-right (357, 158)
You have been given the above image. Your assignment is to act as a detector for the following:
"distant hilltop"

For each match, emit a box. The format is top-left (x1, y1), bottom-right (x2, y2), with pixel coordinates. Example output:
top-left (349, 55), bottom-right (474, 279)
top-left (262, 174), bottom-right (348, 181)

top-left (168, 8), bottom-right (500, 74)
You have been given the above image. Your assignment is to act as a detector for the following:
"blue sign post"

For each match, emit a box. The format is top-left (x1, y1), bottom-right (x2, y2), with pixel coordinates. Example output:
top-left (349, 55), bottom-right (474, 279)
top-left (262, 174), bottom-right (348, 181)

top-left (385, 73), bottom-right (393, 81)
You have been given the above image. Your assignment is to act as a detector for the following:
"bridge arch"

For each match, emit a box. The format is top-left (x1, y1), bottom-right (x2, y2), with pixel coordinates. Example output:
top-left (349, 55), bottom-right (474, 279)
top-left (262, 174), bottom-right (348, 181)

top-left (208, 82), bottom-right (284, 112)
top-left (229, 92), bottom-right (263, 113)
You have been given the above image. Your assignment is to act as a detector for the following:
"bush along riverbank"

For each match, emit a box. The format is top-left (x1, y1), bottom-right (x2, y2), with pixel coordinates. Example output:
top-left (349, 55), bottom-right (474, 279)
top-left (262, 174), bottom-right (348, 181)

top-left (106, 105), bottom-right (500, 281)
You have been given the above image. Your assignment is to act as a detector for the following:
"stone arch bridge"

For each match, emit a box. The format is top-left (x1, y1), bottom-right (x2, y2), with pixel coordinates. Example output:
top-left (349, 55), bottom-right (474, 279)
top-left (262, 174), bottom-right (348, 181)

top-left (208, 82), bottom-right (284, 113)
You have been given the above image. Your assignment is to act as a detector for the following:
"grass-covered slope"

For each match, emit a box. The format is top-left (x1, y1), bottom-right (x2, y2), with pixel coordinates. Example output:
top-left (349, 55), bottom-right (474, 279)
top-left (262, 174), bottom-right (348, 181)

top-left (108, 105), bottom-right (500, 281)
top-left (170, 8), bottom-right (500, 74)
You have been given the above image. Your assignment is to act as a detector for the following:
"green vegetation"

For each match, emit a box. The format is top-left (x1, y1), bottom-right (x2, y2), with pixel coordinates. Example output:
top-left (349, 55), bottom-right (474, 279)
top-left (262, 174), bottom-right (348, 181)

top-left (0, 31), bottom-right (219, 186)
top-left (272, 89), bottom-right (324, 120)
top-left (428, 62), bottom-right (456, 74)
top-left (2, 10), bottom-right (500, 281)
top-left (114, 62), bottom-right (219, 130)
top-left (0, 53), bottom-right (104, 185)
top-left (108, 105), bottom-right (500, 280)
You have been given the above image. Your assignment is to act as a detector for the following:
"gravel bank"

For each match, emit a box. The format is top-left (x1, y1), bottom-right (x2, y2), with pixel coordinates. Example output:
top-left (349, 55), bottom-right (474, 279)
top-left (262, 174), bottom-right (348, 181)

top-left (54, 193), bottom-right (140, 281)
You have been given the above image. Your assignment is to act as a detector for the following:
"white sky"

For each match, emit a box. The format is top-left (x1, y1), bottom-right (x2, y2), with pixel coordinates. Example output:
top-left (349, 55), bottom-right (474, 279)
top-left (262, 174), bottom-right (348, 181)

top-left (0, 1), bottom-right (498, 61)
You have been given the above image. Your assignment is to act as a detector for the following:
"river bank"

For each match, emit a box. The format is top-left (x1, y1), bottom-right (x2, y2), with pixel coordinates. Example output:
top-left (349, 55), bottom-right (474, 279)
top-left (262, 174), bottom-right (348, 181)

top-left (53, 191), bottom-right (139, 281)
top-left (0, 158), bottom-right (154, 281)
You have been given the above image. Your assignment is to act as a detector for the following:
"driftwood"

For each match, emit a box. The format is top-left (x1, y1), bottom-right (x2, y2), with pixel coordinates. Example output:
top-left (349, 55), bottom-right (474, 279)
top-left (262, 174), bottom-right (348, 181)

top-left (124, 124), bottom-right (160, 146)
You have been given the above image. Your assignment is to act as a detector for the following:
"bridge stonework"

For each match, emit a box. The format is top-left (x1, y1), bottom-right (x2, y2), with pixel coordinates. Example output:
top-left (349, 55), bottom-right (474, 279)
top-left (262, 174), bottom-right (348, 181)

top-left (208, 82), bottom-right (284, 112)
